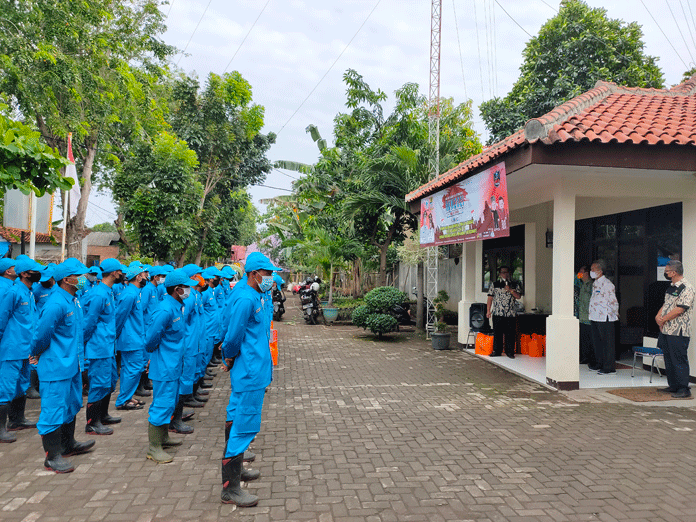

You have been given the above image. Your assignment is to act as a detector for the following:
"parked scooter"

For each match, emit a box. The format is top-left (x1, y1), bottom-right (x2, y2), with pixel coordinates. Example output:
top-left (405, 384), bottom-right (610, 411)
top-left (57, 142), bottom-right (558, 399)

top-left (299, 276), bottom-right (321, 324)
top-left (272, 282), bottom-right (286, 321)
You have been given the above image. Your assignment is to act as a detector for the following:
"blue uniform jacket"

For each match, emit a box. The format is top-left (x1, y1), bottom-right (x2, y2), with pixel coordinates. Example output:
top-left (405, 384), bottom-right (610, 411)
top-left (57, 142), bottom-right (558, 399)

top-left (145, 295), bottom-right (186, 381)
top-left (156, 283), bottom-right (166, 302)
top-left (31, 287), bottom-right (83, 380)
top-left (115, 283), bottom-right (144, 352)
top-left (222, 283), bottom-right (272, 392)
top-left (0, 282), bottom-right (36, 360)
top-left (141, 282), bottom-right (160, 327)
top-left (0, 277), bottom-right (14, 292)
top-left (182, 290), bottom-right (200, 356)
top-left (82, 283), bottom-right (116, 359)
top-left (32, 283), bottom-right (57, 313)
top-left (202, 286), bottom-right (220, 343)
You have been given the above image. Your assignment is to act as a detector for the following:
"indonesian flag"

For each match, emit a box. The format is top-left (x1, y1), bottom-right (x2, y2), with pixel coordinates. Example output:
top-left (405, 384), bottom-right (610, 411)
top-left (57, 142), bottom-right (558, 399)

top-left (66, 133), bottom-right (81, 218)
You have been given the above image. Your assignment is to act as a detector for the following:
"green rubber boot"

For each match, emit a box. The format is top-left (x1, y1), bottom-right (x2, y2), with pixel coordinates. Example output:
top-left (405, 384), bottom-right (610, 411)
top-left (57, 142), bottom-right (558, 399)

top-left (146, 423), bottom-right (173, 464)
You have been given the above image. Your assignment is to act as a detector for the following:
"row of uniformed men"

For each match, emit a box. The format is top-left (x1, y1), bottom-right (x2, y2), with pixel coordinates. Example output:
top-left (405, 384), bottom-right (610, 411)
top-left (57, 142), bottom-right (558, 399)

top-left (0, 252), bottom-right (278, 507)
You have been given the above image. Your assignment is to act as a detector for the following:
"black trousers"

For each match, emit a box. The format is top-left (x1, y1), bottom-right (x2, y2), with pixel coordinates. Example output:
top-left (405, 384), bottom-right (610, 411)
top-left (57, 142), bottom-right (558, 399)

top-left (579, 322), bottom-right (595, 366)
top-left (493, 315), bottom-right (516, 356)
top-left (658, 333), bottom-right (691, 391)
top-left (591, 321), bottom-right (615, 372)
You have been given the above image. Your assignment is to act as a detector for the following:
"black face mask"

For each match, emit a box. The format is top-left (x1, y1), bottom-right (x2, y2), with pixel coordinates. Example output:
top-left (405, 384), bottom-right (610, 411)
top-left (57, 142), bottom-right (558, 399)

top-left (201, 284), bottom-right (209, 292)
top-left (139, 278), bottom-right (147, 288)
top-left (115, 275), bottom-right (125, 284)
top-left (28, 272), bottom-right (42, 283)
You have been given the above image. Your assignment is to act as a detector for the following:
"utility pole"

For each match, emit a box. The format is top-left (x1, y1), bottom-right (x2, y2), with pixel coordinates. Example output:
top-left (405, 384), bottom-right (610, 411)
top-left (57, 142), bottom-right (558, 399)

top-left (426, 0), bottom-right (442, 337)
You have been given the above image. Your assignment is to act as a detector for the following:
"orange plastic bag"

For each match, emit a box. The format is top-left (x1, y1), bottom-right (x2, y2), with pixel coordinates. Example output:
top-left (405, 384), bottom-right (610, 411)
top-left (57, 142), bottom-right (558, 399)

top-left (269, 340), bottom-right (278, 366)
top-left (528, 339), bottom-right (544, 357)
top-left (475, 333), bottom-right (494, 355)
top-left (532, 334), bottom-right (546, 356)
top-left (520, 334), bottom-right (532, 355)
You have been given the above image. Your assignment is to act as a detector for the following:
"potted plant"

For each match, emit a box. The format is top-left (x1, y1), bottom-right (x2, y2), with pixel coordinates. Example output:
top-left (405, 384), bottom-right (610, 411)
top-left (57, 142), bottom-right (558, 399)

top-left (432, 290), bottom-right (451, 350)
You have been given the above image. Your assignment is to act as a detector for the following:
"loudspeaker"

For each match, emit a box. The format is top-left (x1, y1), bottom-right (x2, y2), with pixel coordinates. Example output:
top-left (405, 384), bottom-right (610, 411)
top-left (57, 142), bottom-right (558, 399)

top-left (469, 303), bottom-right (490, 332)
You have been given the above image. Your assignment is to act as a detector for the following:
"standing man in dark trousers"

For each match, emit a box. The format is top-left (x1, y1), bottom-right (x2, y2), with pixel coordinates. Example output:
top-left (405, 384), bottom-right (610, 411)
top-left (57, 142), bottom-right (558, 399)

top-left (589, 259), bottom-right (619, 375)
top-left (486, 266), bottom-right (522, 358)
top-left (82, 258), bottom-right (125, 435)
top-left (144, 269), bottom-right (197, 463)
top-left (30, 258), bottom-right (95, 473)
top-left (575, 266), bottom-right (596, 369)
top-left (0, 257), bottom-right (43, 442)
top-left (656, 260), bottom-right (695, 398)
top-left (220, 252), bottom-right (279, 507)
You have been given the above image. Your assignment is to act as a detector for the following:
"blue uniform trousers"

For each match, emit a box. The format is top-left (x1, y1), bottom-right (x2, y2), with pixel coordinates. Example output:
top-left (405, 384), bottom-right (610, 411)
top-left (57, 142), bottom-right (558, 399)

top-left (110, 357), bottom-right (119, 392)
top-left (224, 389), bottom-right (265, 457)
top-left (0, 359), bottom-right (30, 403)
top-left (115, 350), bottom-right (142, 407)
top-left (147, 380), bottom-right (178, 426)
top-left (37, 371), bottom-right (82, 435)
top-left (226, 373), bottom-right (238, 421)
top-left (179, 351), bottom-right (197, 396)
top-left (87, 356), bottom-right (115, 403)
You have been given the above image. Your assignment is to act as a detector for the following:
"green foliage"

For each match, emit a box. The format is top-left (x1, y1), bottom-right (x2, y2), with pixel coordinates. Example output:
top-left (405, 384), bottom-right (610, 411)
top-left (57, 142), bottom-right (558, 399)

top-left (91, 222), bottom-right (117, 232)
top-left (683, 67), bottom-right (696, 83)
top-left (351, 305), bottom-right (370, 328)
top-left (364, 286), bottom-right (407, 312)
top-left (480, 0), bottom-right (664, 143)
top-left (364, 314), bottom-right (398, 337)
top-left (0, 112), bottom-right (71, 197)
top-left (433, 290), bottom-right (450, 333)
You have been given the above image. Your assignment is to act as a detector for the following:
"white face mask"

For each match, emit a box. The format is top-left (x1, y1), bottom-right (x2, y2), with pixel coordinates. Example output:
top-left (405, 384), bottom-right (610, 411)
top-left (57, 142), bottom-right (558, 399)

top-left (180, 287), bottom-right (191, 299)
top-left (590, 271), bottom-right (598, 279)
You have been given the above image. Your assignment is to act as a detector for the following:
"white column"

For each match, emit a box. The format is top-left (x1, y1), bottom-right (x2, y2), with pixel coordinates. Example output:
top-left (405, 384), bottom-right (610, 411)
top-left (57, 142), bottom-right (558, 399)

top-left (545, 188), bottom-right (580, 389)
top-left (458, 241), bottom-right (478, 344)
top-left (682, 199), bottom-right (696, 381)
top-left (523, 223), bottom-right (536, 310)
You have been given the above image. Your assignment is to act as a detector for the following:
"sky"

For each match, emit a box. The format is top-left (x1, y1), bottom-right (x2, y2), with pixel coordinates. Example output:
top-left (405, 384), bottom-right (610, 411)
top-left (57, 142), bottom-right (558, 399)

top-left (84, 0), bottom-right (696, 226)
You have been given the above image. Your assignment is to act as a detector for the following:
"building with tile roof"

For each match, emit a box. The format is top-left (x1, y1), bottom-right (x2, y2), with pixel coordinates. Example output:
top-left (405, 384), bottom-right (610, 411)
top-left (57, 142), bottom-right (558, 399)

top-left (407, 74), bottom-right (696, 391)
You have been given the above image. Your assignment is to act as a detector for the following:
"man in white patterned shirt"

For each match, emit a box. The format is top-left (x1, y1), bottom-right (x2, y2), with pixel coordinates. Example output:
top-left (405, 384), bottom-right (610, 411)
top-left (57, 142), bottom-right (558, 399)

top-left (589, 259), bottom-right (619, 375)
top-left (655, 260), bottom-right (694, 399)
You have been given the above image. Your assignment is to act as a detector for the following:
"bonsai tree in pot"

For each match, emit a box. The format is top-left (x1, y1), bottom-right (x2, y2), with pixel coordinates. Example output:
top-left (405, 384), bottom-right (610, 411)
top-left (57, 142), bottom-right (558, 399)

top-left (432, 290), bottom-right (451, 350)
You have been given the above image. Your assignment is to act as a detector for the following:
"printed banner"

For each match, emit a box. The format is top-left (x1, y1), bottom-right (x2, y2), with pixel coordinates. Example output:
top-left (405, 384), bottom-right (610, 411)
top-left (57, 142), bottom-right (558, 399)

top-left (420, 162), bottom-right (509, 247)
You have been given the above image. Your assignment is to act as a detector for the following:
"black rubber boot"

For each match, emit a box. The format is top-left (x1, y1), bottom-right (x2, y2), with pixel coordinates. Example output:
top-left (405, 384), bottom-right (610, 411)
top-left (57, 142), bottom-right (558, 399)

top-left (220, 454), bottom-right (258, 506)
top-left (100, 394), bottom-right (121, 425)
top-left (200, 379), bottom-right (213, 389)
top-left (26, 369), bottom-right (40, 399)
top-left (182, 410), bottom-right (195, 422)
top-left (224, 421), bottom-right (256, 463)
top-left (193, 381), bottom-right (208, 403)
top-left (61, 417), bottom-right (95, 457)
top-left (134, 373), bottom-right (152, 397)
top-left (183, 393), bottom-right (205, 409)
top-left (0, 403), bottom-right (17, 443)
top-left (144, 376), bottom-right (153, 391)
top-left (205, 368), bottom-right (216, 377)
top-left (85, 401), bottom-right (113, 435)
top-left (169, 398), bottom-right (194, 434)
top-left (203, 374), bottom-right (214, 381)
top-left (81, 370), bottom-right (89, 397)
top-left (7, 395), bottom-right (37, 431)
top-left (42, 428), bottom-right (74, 473)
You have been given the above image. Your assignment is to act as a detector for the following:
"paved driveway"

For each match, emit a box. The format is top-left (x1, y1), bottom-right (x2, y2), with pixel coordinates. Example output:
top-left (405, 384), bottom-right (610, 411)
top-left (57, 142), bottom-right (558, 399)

top-left (2, 301), bottom-right (695, 521)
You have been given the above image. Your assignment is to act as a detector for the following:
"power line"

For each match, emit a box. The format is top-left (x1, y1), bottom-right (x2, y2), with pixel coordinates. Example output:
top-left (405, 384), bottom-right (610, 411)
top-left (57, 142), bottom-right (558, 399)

top-left (679, 0), bottom-right (696, 51)
top-left (471, 0), bottom-right (486, 100)
top-left (175, 0), bottom-right (214, 67)
top-left (276, 0), bottom-right (383, 136)
top-left (223, 0), bottom-right (272, 73)
top-left (494, 0), bottom-right (533, 38)
top-left (165, 0), bottom-right (176, 19)
top-left (666, 0), bottom-right (695, 63)
top-left (273, 168), bottom-right (299, 180)
top-left (451, 0), bottom-right (468, 100)
top-left (639, 0), bottom-right (688, 69)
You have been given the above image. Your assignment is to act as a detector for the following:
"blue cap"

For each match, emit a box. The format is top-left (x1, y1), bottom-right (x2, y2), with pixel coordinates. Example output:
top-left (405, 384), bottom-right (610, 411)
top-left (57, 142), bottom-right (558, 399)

top-left (0, 258), bottom-right (15, 274)
top-left (88, 266), bottom-right (102, 275)
top-left (14, 254), bottom-right (30, 262)
top-left (125, 266), bottom-right (144, 281)
top-left (54, 258), bottom-right (89, 281)
top-left (141, 264), bottom-right (153, 272)
top-left (15, 257), bottom-right (43, 275)
top-left (128, 260), bottom-right (144, 268)
top-left (100, 258), bottom-right (125, 274)
top-left (244, 252), bottom-right (281, 273)
top-left (182, 264), bottom-right (203, 277)
top-left (162, 265), bottom-right (174, 273)
top-left (164, 269), bottom-right (199, 288)
top-left (40, 263), bottom-right (56, 283)
top-left (149, 266), bottom-right (164, 277)
top-left (202, 267), bottom-right (224, 279)
top-left (220, 266), bottom-right (234, 279)
top-left (272, 273), bottom-right (284, 286)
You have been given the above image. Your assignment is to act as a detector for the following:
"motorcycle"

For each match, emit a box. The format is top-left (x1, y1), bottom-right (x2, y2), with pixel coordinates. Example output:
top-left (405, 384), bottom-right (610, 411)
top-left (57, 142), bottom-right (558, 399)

top-left (299, 278), bottom-right (321, 324)
top-left (272, 284), bottom-right (286, 321)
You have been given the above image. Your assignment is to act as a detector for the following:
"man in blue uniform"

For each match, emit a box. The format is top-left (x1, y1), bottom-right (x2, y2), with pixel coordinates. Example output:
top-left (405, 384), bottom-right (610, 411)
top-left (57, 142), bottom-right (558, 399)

top-left (220, 252), bottom-right (279, 507)
top-left (0, 258), bottom-right (16, 291)
top-left (30, 258), bottom-right (95, 473)
top-left (136, 266), bottom-right (163, 399)
top-left (0, 257), bottom-right (43, 442)
top-left (82, 258), bottom-right (125, 435)
top-left (144, 269), bottom-right (197, 463)
top-left (114, 265), bottom-right (147, 410)
top-left (27, 263), bottom-right (57, 399)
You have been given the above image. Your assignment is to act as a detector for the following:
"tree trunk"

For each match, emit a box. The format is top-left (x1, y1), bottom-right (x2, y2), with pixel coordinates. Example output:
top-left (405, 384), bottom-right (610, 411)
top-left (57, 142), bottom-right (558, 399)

top-left (416, 261), bottom-right (424, 331)
top-left (377, 242), bottom-right (389, 287)
top-left (66, 141), bottom-right (97, 261)
top-left (328, 262), bottom-right (334, 306)
top-left (194, 227), bottom-right (209, 265)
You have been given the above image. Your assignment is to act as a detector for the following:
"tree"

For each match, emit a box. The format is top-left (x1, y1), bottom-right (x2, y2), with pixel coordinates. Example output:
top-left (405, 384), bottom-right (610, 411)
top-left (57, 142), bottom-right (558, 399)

top-left (480, 0), bottom-right (664, 144)
top-left (0, 111), bottom-right (70, 197)
top-left (169, 72), bottom-right (273, 264)
top-left (112, 132), bottom-right (202, 261)
top-left (683, 67), bottom-right (696, 83)
top-left (90, 222), bottom-right (117, 233)
top-left (0, 0), bottom-right (175, 257)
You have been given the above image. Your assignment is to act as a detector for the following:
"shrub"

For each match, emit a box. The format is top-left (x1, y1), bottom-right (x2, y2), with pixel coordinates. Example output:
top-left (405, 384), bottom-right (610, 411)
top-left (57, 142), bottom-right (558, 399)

top-left (352, 286), bottom-right (407, 338)
top-left (364, 286), bottom-right (407, 311)
top-left (351, 305), bottom-right (370, 328)
top-left (364, 314), bottom-right (398, 336)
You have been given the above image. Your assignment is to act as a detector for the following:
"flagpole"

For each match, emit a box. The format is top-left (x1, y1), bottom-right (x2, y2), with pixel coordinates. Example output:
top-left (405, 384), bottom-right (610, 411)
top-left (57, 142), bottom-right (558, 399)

top-left (60, 190), bottom-right (68, 262)
top-left (29, 191), bottom-right (37, 259)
